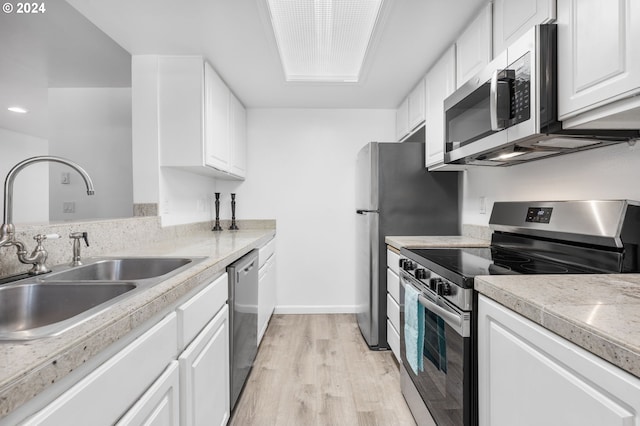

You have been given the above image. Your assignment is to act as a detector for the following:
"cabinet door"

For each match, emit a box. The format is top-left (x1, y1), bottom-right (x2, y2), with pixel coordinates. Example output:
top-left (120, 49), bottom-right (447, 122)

top-left (478, 295), bottom-right (640, 426)
top-left (396, 98), bottom-right (409, 141)
top-left (116, 361), bottom-right (180, 426)
top-left (493, 0), bottom-right (556, 56)
top-left (408, 78), bottom-right (426, 131)
top-left (258, 254), bottom-right (277, 344)
top-left (179, 305), bottom-right (230, 426)
top-left (228, 92), bottom-right (247, 179)
top-left (23, 314), bottom-right (178, 426)
top-left (204, 62), bottom-right (231, 171)
top-left (425, 46), bottom-right (456, 167)
top-left (557, 0), bottom-right (640, 121)
top-left (456, 3), bottom-right (493, 89)
top-left (158, 56), bottom-right (205, 168)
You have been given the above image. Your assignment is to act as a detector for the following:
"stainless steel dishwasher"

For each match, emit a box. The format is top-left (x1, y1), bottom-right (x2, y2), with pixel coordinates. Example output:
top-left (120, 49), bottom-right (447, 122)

top-left (227, 249), bottom-right (258, 411)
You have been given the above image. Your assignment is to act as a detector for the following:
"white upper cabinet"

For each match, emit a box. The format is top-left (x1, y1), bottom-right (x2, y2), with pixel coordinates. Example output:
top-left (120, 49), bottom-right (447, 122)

top-left (203, 62), bottom-right (231, 173)
top-left (396, 79), bottom-right (426, 141)
top-left (425, 46), bottom-right (457, 169)
top-left (395, 97), bottom-right (409, 141)
top-left (557, 0), bottom-right (640, 129)
top-left (493, 0), bottom-right (556, 56)
top-left (456, 3), bottom-right (493, 89)
top-left (228, 92), bottom-right (247, 179)
top-left (159, 56), bottom-right (246, 179)
top-left (408, 78), bottom-right (426, 132)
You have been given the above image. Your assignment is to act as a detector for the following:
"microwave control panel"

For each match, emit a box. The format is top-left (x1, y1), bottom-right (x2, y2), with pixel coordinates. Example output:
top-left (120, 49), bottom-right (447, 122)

top-left (508, 52), bottom-right (531, 126)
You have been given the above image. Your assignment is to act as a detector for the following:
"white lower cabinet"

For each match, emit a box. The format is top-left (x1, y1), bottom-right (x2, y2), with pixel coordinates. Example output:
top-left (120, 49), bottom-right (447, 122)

top-left (116, 361), bottom-right (180, 426)
top-left (18, 272), bottom-right (231, 426)
top-left (478, 295), bottom-right (640, 426)
top-left (22, 314), bottom-right (178, 426)
top-left (179, 305), bottom-right (230, 426)
top-left (258, 237), bottom-right (277, 345)
top-left (386, 248), bottom-right (401, 362)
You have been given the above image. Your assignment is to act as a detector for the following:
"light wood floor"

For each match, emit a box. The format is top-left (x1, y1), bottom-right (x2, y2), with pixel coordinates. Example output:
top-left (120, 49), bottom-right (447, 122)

top-left (230, 314), bottom-right (416, 426)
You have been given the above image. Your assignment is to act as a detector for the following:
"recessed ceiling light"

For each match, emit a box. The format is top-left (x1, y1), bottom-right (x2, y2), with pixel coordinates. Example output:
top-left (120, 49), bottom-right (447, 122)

top-left (265, 0), bottom-right (385, 83)
top-left (8, 106), bottom-right (28, 114)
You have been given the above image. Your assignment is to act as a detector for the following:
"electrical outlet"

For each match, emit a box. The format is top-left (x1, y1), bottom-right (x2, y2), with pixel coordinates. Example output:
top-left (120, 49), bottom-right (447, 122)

top-left (63, 202), bottom-right (75, 213)
top-left (61, 172), bottom-right (70, 184)
top-left (479, 196), bottom-right (486, 214)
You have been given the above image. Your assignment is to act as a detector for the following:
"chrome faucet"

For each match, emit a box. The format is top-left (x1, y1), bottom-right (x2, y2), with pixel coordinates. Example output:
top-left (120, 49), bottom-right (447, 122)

top-left (1, 156), bottom-right (95, 275)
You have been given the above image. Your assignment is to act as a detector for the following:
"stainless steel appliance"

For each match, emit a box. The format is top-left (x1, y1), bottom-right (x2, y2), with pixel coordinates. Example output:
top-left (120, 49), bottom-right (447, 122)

top-left (227, 250), bottom-right (258, 411)
top-left (443, 25), bottom-right (640, 166)
top-left (355, 141), bottom-right (459, 349)
top-left (399, 200), bottom-right (640, 426)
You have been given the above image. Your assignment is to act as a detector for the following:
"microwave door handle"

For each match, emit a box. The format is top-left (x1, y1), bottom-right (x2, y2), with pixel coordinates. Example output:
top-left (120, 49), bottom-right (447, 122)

top-left (490, 70), bottom-right (504, 131)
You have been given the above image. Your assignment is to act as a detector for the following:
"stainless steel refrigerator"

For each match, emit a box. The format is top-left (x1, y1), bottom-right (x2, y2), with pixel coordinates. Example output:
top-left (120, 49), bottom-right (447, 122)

top-left (355, 141), bottom-right (460, 349)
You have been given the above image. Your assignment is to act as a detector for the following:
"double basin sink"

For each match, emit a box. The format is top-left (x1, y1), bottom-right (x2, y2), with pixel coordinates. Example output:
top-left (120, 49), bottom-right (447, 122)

top-left (0, 257), bottom-right (205, 340)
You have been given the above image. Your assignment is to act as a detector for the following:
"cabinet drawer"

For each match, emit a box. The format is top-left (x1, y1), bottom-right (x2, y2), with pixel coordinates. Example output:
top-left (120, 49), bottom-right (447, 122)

top-left (387, 293), bottom-right (400, 332)
top-left (387, 268), bottom-right (400, 303)
top-left (24, 313), bottom-right (178, 426)
top-left (387, 320), bottom-right (401, 362)
top-left (177, 273), bottom-right (228, 350)
top-left (116, 361), bottom-right (180, 426)
top-left (387, 249), bottom-right (400, 275)
top-left (259, 238), bottom-right (275, 269)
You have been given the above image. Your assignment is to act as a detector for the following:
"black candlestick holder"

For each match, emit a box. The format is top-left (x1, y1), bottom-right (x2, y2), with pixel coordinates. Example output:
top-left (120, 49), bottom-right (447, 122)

top-left (212, 193), bottom-right (223, 231)
top-left (229, 193), bottom-right (239, 230)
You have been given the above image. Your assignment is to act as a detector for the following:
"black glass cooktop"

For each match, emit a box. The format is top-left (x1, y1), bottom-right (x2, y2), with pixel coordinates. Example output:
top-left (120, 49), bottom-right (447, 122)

top-left (404, 247), bottom-right (602, 285)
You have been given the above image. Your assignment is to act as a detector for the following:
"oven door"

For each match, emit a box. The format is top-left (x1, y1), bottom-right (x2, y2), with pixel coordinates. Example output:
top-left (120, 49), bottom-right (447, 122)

top-left (400, 272), bottom-right (473, 426)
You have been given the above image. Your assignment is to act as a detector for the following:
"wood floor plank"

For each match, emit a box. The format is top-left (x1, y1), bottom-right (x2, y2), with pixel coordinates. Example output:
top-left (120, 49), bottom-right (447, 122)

top-left (230, 314), bottom-right (416, 426)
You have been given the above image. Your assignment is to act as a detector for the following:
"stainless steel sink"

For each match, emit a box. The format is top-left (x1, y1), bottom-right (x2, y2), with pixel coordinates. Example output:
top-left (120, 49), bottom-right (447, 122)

top-left (0, 256), bottom-right (205, 340)
top-left (0, 282), bottom-right (136, 340)
top-left (45, 257), bottom-right (194, 281)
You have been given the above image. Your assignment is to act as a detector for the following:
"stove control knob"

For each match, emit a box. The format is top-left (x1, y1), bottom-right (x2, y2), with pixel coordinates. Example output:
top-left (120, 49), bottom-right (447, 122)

top-left (437, 281), bottom-right (452, 296)
top-left (429, 278), bottom-right (441, 291)
top-left (414, 268), bottom-right (429, 279)
top-left (403, 260), bottom-right (415, 271)
top-left (399, 259), bottom-right (406, 269)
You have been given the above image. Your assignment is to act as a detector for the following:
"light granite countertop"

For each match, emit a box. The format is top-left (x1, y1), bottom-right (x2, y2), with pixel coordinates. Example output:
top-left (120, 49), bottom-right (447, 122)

top-left (475, 274), bottom-right (640, 379)
top-left (385, 235), bottom-right (490, 250)
top-left (0, 227), bottom-right (275, 419)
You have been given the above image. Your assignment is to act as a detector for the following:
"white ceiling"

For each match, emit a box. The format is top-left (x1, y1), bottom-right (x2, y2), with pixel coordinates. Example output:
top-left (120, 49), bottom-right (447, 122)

top-left (66, 0), bottom-right (486, 109)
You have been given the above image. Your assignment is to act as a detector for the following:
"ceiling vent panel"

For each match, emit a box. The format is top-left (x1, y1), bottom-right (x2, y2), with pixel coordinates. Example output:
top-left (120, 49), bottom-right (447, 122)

top-left (266, 0), bottom-right (384, 82)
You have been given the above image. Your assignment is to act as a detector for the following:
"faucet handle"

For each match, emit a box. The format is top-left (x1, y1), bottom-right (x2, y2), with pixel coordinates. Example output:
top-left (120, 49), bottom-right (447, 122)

top-left (70, 231), bottom-right (89, 247)
top-left (33, 233), bottom-right (60, 244)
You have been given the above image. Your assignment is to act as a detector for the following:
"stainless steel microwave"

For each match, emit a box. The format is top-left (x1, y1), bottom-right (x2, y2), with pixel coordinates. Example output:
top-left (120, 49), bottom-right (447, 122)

top-left (443, 24), bottom-right (639, 166)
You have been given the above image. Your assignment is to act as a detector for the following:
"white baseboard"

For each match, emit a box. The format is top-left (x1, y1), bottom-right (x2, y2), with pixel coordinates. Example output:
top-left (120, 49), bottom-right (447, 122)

top-left (274, 305), bottom-right (357, 314)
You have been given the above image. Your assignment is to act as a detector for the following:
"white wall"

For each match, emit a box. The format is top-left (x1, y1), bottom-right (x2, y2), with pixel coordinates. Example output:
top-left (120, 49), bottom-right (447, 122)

top-left (462, 142), bottom-right (640, 225)
top-left (0, 128), bottom-right (49, 224)
top-left (216, 108), bottom-right (396, 313)
top-left (48, 88), bottom-right (133, 221)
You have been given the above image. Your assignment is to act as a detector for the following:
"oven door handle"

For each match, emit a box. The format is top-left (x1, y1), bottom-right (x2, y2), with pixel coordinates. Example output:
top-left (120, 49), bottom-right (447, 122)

top-left (402, 275), bottom-right (470, 337)
top-left (416, 294), bottom-right (468, 337)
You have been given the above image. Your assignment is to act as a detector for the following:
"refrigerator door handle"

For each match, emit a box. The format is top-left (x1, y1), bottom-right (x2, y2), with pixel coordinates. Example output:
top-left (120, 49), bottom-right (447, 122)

top-left (356, 209), bottom-right (379, 214)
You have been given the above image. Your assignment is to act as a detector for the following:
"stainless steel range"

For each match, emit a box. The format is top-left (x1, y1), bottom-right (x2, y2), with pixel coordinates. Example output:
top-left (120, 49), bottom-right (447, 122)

top-left (398, 200), bottom-right (640, 426)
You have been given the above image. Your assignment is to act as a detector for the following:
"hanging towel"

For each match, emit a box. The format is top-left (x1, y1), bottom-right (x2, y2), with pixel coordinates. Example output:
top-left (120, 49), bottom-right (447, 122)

top-left (404, 283), bottom-right (425, 375)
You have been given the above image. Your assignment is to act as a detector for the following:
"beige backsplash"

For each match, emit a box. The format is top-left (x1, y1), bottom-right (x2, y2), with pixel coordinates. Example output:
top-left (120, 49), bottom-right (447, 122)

top-left (0, 217), bottom-right (275, 278)
top-left (461, 224), bottom-right (492, 241)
